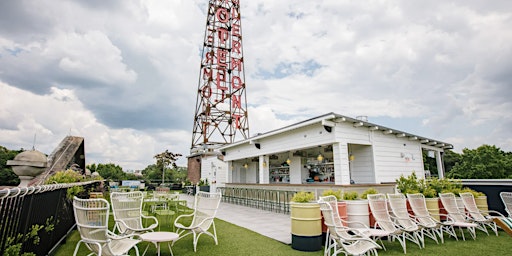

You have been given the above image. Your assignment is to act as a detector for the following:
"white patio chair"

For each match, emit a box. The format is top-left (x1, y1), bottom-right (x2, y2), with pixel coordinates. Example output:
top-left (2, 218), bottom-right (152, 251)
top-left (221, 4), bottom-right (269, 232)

top-left (72, 197), bottom-right (141, 256)
top-left (460, 192), bottom-right (503, 236)
top-left (319, 195), bottom-right (389, 253)
top-left (318, 199), bottom-right (381, 256)
top-left (110, 191), bottom-right (158, 235)
top-left (439, 193), bottom-right (478, 240)
top-left (406, 193), bottom-right (455, 243)
top-left (367, 194), bottom-right (421, 254)
top-left (500, 192), bottom-right (512, 217)
top-left (386, 193), bottom-right (427, 247)
top-left (173, 191), bottom-right (222, 252)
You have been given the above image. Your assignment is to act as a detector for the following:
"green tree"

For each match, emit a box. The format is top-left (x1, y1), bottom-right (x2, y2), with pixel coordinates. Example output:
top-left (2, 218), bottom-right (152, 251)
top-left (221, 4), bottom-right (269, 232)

top-left (153, 150), bottom-right (182, 184)
top-left (447, 145), bottom-right (512, 179)
top-left (87, 163), bottom-right (126, 181)
top-left (0, 146), bottom-right (23, 186)
top-left (443, 149), bottom-right (461, 174)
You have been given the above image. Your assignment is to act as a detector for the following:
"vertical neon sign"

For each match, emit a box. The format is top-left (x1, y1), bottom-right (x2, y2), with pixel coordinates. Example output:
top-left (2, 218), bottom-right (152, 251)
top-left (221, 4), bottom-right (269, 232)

top-left (191, 0), bottom-right (249, 152)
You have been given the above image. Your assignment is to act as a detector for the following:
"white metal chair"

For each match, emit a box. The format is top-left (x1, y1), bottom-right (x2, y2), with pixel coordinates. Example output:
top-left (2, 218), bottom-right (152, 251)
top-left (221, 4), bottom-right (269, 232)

top-left (439, 193), bottom-right (478, 240)
top-left (318, 199), bottom-right (381, 256)
top-left (110, 191), bottom-right (158, 235)
top-left (500, 192), bottom-right (512, 217)
top-left (406, 193), bottom-right (455, 243)
top-left (460, 192), bottom-right (503, 236)
top-left (367, 194), bottom-right (421, 254)
top-left (320, 195), bottom-right (389, 253)
top-left (72, 197), bottom-right (141, 256)
top-left (173, 191), bottom-right (222, 252)
top-left (386, 193), bottom-right (427, 247)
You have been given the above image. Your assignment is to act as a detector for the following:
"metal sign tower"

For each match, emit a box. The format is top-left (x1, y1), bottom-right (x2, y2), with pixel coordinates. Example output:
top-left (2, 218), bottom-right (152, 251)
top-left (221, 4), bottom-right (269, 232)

top-left (191, 0), bottom-right (249, 153)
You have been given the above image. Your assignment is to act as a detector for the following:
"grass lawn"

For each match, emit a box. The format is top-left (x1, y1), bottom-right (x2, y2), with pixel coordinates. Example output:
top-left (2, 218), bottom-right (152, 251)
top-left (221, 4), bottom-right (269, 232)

top-left (53, 214), bottom-right (512, 256)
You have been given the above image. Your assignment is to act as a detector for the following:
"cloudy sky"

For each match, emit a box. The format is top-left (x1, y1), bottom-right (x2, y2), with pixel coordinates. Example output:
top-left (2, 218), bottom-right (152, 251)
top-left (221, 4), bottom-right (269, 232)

top-left (1, 0), bottom-right (511, 170)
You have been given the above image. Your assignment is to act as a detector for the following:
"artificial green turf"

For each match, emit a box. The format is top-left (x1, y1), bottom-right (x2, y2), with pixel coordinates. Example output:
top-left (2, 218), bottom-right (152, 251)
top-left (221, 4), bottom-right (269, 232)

top-left (53, 216), bottom-right (512, 256)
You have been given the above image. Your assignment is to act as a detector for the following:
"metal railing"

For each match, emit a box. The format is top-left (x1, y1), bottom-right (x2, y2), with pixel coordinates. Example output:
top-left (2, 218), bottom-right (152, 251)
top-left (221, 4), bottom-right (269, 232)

top-left (217, 187), bottom-right (298, 214)
top-left (0, 181), bottom-right (101, 255)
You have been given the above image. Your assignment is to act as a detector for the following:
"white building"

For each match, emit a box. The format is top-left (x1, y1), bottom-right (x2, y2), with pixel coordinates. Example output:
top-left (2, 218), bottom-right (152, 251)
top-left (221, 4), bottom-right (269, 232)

top-left (199, 113), bottom-right (452, 191)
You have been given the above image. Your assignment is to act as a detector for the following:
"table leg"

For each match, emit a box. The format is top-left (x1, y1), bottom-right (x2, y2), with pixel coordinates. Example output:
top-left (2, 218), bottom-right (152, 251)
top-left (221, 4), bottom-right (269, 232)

top-left (157, 242), bottom-right (161, 256)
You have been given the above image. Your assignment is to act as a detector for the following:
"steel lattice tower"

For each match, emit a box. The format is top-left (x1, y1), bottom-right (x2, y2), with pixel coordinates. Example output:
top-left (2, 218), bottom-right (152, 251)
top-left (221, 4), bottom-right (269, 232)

top-left (191, 0), bottom-right (249, 153)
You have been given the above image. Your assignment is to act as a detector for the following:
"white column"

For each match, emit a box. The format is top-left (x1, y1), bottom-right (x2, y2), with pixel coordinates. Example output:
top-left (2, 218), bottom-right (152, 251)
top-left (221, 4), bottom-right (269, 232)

top-left (259, 155), bottom-right (269, 184)
top-left (333, 142), bottom-right (350, 185)
top-left (436, 151), bottom-right (444, 178)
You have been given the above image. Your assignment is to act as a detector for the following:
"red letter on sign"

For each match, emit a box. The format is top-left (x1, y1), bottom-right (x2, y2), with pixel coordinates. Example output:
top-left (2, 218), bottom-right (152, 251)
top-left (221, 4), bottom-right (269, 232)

top-left (216, 7), bottom-right (229, 23)
top-left (218, 27), bottom-right (229, 45)
top-left (217, 49), bottom-right (228, 68)
top-left (232, 94), bottom-right (241, 109)
top-left (216, 69), bottom-right (228, 91)
top-left (231, 57), bottom-right (242, 71)
top-left (232, 23), bottom-right (241, 37)
top-left (232, 76), bottom-right (242, 89)
top-left (232, 114), bottom-right (241, 128)
top-left (205, 51), bottom-right (214, 64)
top-left (202, 68), bottom-right (212, 80)
top-left (202, 86), bottom-right (212, 98)
top-left (232, 40), bottom-right (241, 54)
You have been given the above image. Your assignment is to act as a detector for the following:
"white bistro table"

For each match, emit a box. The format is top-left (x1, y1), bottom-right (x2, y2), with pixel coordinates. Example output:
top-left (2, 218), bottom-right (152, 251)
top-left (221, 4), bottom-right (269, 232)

top-left (140, 231), bottom-right (179, 256)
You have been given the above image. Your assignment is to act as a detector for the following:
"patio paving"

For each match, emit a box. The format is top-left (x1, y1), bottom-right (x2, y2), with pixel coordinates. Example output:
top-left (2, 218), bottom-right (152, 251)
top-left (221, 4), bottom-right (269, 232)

top-left (179, 194), bottom-right (292, 244)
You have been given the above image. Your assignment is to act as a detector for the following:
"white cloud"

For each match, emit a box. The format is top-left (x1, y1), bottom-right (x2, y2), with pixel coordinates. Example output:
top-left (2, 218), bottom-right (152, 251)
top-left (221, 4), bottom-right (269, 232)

top-left (1, 0), bottom-right (511, 171)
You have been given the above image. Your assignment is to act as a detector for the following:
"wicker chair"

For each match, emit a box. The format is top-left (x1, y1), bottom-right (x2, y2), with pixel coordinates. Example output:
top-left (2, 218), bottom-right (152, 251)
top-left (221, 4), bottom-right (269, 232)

top-left (72, 197), bottom-right (140, 256)
top-left (110, 191), bottom-right (158, 235)
top-left (460, 192), bottom-right (503, 236)
top-left (439, 193), bottom-right (478, 240)
top-left (500, 192), bottom-right (512, 217)
top-left (318, 199), bottom-right (381, 256)
top-left (173, 191), bottom-right (222, 252)
top-left (368, 194), bottom-right (421, 254)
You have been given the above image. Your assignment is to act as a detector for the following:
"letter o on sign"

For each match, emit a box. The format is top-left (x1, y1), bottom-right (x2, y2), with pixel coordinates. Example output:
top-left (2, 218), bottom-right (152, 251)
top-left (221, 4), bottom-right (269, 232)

top-left (216, 7), bottom-right (229, 23)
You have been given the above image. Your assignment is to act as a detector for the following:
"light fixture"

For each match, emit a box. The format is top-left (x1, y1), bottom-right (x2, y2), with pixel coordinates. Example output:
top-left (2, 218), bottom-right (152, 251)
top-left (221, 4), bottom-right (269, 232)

top-left (243, 163), bottom-right (248, 169)
top-left (262, 160), bottom-right (267, 168)
top-left (317, 146), bottom-right (324, 162)
top-left (286, 158), bottom-right (291, 165)
top-left (349, 154), bottom-right (355, 161)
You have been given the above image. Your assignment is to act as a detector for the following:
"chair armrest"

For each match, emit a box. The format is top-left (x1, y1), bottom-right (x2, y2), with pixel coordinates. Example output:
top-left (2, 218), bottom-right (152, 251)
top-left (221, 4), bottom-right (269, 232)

top-left (342, 220), bottom-right (370, 229)
top-left (173, 212), bottom-right (195, 226)
top-left (176, 216), bottom-right (215, 230)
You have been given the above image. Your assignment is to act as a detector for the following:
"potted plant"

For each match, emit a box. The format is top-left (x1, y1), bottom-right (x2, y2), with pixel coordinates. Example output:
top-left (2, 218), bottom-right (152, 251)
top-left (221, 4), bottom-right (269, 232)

top-left (290, 191), bottom-right (322, 252)
top-left (361, 188), bottom-right (379, 227)
top-left (342, 191), bottom-right (371, 228)
top-left (198, 178), bottom-right (210, 192)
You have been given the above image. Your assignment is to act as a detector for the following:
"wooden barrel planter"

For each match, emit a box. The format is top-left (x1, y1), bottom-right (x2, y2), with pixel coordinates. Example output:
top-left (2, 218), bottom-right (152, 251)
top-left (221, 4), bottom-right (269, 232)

top-left (345, 200), bottom-right (370, 228)
top-left (291, 202), bottom-right (322, 252)
top-left (425, 198), bottom-right (440, 221)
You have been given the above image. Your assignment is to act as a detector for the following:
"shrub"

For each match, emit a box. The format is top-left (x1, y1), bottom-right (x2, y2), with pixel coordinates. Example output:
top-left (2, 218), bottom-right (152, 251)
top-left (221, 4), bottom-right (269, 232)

top-left (321, 189), bottom-right (342, 200)
top-left (361, 188), bottom-right (378, 199)
top-left (343, 191), bottom-right (359, 200)
top-left (291, 191), bottom-right (315, 203)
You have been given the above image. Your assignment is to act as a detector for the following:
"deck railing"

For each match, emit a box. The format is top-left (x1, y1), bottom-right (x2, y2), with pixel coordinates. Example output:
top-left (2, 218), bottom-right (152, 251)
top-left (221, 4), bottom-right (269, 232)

top-left (0, 181), bottom-right (101, 256)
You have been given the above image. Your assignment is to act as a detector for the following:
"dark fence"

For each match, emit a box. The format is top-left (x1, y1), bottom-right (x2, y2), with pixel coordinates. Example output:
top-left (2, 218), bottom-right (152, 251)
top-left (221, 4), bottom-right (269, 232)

top-left (0, 181), bottom-right (101, 256)
top-left (462, 179), bottom-right (512, 215)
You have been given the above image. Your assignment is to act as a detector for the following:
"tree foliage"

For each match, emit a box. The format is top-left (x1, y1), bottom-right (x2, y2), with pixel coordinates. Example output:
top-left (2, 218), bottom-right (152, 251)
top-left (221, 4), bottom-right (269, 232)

top-left (86, 163), bottom-right (137, 181)
top-left (142, 150), bottom-right (185, 184)
top-left (447, 145), bottom-right (512, 179)
top-left (0, 146), bottom-right (23, 186)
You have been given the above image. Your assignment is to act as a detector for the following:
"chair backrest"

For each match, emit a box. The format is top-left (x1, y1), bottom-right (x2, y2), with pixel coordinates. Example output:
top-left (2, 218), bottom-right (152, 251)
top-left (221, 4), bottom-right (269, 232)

top-left (73, 197), bottom-right (110, 253)
top-left (318, 199), bottom-right (344, 240)
top-left (318, 195), bottom-right (343, 227)
top-left (439, 193), bottom-right (467, 222)
top-left (500, 192), bottom-right (512, 217)
top-left (192, 191), bottom-right (222, 228)
top-left (110, 191), bottom-right (144, 234)
top-left (460, 192), bottom-right (486, 221)
top-left (387, 193), bottom-right (419, 230)
top-left (406, 193), bottom-right (437, 227)
top-left (367, 194), bottom-right (398, 232)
